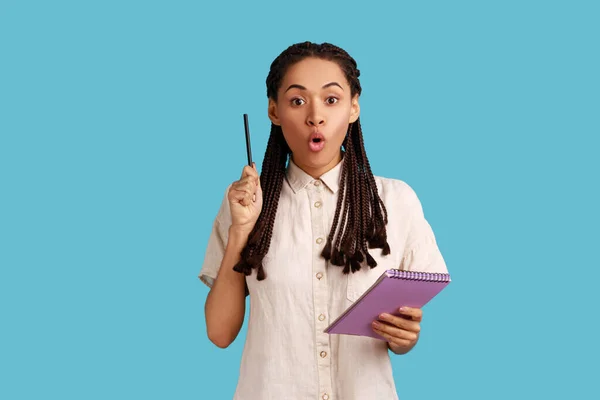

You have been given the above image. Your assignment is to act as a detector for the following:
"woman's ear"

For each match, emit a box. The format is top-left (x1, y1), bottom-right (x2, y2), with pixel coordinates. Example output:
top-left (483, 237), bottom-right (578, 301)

top-left (268, 99), bottom-right (281, 126)
top-left (349, 95), bottom-right (360, 123)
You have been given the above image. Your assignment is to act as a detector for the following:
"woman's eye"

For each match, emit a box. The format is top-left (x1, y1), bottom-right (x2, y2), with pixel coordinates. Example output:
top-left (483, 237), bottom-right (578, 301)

top-left (291, 98), bottom-right (305, 106)
top-left (326, 97), bottom-right (339, 104)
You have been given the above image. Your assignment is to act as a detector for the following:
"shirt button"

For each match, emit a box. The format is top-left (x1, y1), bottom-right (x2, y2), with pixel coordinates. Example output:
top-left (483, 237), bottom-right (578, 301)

top-left (316, 272), bottom-right (323, 280)
top-left (322, 394), bottom-right (329, 400)
top-left (316, 237), bottom-right (324, 244)
top-left (314, 201), bottom-right (322, 208)
top-left (320, 351), bottom-right (327, 358)
top-left (318, 314), bottom-right (326, 321)
top-left (314, 180), bottom-right (321, 186)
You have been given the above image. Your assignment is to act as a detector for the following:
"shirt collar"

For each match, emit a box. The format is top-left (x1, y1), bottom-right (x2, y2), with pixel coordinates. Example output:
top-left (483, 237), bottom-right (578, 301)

top-left (285, 156), bottom-right (343, 194)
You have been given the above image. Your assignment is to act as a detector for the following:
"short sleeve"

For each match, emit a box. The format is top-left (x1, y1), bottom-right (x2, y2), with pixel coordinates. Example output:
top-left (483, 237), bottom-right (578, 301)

top-left (399, 185), bottom-right (448, 274)
top-left (198, 185), bottom-right (232, 288)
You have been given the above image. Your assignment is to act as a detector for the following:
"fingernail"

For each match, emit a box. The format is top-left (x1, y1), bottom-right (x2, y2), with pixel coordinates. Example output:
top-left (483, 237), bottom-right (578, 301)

top-left (372, 321), bottom-right (381, 328)
top-left (399, 307), bottom-right (406, 312)
top-left (379, 314), bottom-right (387, 320)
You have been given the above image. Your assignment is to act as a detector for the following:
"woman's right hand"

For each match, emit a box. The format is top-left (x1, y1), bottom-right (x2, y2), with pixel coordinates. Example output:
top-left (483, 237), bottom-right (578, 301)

top-left (228, 163), bottom-right (263, 235)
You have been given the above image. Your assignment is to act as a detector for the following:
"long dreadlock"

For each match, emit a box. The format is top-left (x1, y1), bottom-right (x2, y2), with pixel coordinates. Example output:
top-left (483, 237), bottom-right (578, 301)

top-left (233, 41), bottom-right (389, 279)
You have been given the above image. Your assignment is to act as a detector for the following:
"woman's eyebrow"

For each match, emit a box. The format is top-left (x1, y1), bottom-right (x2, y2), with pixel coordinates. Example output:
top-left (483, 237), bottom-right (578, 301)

top-left (322, 82), bottom-right (343, 91)
top-left (284, 82), bottom-right (344, 93)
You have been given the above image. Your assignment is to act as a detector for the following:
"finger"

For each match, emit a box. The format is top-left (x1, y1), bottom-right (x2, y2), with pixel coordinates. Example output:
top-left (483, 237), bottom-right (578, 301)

top-left (234, 176), bottom-right (259, 193)
top-left (241, 194), bottom-right (252, 206)
top-left (398, 307), bottom-right (423, 322)
top-left (229, 183), bottom-right (255, 199)
top-left (232, 179), bottom-right (256, 195)
top-left (372, 322), bottom-right (419, 343)
top-left (234, 190), bottom-right (253, 206)
top-left (231, 188), bottom-right (254, 205)
top-left (378, 313), bottom-right (421, 333)
top-left (373, 327), bottom-right (413, 348)
top-left (228, 190), bottom-right (248, 202)
top-left (252, 162), bottom-right (260, 179)
top-left (235, 175), bottom-right (253, 184)
top-left (388, 338), bottom-right (413, 349)
top-left (241, 165), bottom-right (259, 181)
top-left (233, 176), bottom-right (256, 186)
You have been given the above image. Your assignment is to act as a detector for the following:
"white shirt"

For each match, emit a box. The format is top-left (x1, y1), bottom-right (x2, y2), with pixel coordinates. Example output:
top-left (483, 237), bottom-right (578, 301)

top-left (199, 158), bottom-right (448, 400)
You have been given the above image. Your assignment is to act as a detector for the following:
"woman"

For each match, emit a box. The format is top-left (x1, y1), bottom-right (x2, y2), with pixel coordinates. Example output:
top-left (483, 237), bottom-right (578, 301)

top-left (199, 41), bottom-right (448, 400)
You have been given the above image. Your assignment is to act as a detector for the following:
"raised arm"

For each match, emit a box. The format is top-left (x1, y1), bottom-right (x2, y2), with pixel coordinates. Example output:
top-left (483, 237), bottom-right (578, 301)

top-left (204, 164), bottom-right (262, 348)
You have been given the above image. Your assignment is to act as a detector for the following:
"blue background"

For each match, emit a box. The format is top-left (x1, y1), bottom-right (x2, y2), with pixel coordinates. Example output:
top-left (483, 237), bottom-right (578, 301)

top-left (1, 0), bottom-right (598, 398)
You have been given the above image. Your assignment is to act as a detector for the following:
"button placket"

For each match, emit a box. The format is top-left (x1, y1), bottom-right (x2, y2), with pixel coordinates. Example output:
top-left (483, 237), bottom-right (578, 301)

top-left (307, 182), bottom-right (332, 399)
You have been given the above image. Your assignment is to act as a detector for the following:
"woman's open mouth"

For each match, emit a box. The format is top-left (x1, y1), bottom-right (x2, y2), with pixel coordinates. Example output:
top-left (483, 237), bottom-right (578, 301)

top-left (309, 132), bottom-right (325, 152)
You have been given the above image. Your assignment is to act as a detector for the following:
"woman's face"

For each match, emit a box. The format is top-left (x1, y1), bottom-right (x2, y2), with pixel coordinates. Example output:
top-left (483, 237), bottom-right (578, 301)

top-left (268, 57), bottom-right (360, 178)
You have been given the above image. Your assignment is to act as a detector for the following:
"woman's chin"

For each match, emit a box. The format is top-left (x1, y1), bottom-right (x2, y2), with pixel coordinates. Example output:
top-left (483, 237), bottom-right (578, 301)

top-left (293, 150), bottom-right (342, 170)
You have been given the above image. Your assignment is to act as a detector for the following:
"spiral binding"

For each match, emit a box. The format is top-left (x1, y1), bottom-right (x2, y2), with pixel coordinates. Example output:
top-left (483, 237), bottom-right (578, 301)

top-left (385, 269), bottom-right (451, 282)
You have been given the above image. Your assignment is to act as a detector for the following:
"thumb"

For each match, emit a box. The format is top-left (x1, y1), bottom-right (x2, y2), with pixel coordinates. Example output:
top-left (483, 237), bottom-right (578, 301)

top-left (255, 175), bottom-right (262, 196)
top-left (252, 163), bottom-right (261, 186)
top-left (256, 182), bottom-right (262, 201)
top-left (254, 175), bottom-right (262, 201)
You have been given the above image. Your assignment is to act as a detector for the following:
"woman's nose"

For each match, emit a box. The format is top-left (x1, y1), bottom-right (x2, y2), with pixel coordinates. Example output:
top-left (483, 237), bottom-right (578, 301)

top-left (307, 103), bottom-right (325, 126)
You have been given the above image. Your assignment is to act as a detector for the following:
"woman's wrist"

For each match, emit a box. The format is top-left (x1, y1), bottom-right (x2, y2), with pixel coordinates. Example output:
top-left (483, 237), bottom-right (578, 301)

top-left (227, 226), bottom-right (252, 250)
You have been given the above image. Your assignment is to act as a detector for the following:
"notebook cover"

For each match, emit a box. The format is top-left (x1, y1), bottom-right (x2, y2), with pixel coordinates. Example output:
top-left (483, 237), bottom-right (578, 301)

top-left (325, 269), bottom-right (450, 340)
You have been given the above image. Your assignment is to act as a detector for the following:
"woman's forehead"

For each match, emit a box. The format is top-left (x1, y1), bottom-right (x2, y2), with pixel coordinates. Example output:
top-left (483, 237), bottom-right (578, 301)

top-left (281, 58), bottom-right (349, 91)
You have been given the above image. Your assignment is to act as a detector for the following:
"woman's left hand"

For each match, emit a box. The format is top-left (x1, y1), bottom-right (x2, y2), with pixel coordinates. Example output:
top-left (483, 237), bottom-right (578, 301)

top-left (371, 307), bottom-right (422, 354)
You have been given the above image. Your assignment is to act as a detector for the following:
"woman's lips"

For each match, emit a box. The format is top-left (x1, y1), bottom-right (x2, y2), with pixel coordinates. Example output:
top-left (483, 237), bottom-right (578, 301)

top-left (309, 132), bottom-right (325, 152)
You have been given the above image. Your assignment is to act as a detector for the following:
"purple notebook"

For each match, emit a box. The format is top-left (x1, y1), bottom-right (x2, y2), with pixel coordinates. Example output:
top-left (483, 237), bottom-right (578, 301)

top-left (325, 269), bottom-right (451, 340)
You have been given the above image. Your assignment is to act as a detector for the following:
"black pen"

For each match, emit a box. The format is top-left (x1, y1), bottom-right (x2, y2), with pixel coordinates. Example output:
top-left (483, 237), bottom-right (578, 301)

top-left (243, 114), bottom-right (253, 166)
